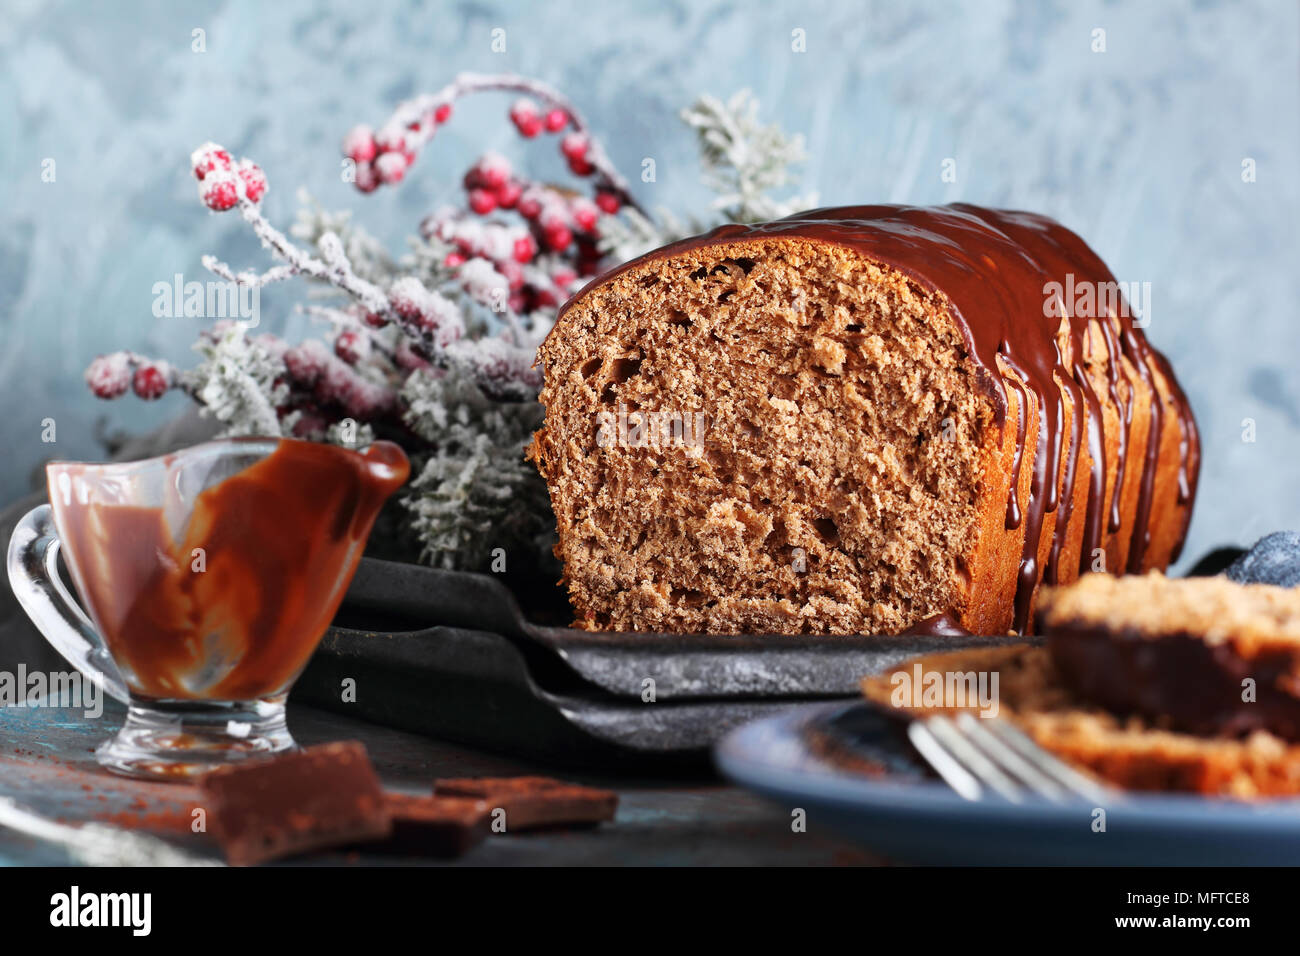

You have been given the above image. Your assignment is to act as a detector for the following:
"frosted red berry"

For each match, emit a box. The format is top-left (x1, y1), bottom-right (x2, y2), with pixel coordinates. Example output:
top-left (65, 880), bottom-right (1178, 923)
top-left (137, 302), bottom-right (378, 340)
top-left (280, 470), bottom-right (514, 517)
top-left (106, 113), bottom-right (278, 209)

top-left (495, 180), bottom-right (523, 209)
top-left (375, 125), bottom-right (408, 155)
top-left (434, 103), bottom-right (452, 124)
top-left (445, 251), bottom-right (467, 268)
top-left (283, 343), bottom-right (326, 385)
top-left (544, 225), bottom-right (573, 252)
top-left (334, 330), bottom-right (367, 364)
top-left (510, 99), bottom-right (543, 138)
top-left (237, 162), bottom-right (268, 203)
top-left (200, 175), bottom-right (238, 211)
top-left (342, 125), bottom-right (377, 164)
top-left (571, 200), bottom-right (598, 233)
top-left (84, 354), bottom-right (132, 399)
top-left (191, 142), bottom-right (232, 180)
top-left (354, 161), bottom-right (379, 193)
top-left (567, 155), bottom-right (594, 177)
top-left (468, 189), bottom-right (497, 215)
top-left (375, 152), bottom-right (409, 185)
top-left (544, 108), bottom-right (568, 133)
top-left (132, 364), bottom-right (170, 400)
top-left (518, 196), bottom-right (542, 219)
top-left (560, 133), bottom-right (589, 161)
top-left (596, 191), bottom-right (621, 215)
top-left (512, 235), bottom-right (536, 263)
top-left (478, 154), bottom-right (511, 189)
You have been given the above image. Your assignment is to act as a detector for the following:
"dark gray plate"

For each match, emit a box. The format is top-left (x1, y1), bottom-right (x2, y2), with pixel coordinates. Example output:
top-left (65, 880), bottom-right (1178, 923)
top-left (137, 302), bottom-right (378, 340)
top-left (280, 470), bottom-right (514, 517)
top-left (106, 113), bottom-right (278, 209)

top-left (333, 557), bottom-right (1030, 699)
top-left (293, 557), bottom-right (1031, 767)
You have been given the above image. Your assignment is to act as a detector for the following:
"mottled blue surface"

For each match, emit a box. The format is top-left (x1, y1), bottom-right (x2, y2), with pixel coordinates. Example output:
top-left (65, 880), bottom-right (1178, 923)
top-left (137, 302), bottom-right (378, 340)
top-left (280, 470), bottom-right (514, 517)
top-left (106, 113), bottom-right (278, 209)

top-left (0, 0), bottom-right (1297, 568)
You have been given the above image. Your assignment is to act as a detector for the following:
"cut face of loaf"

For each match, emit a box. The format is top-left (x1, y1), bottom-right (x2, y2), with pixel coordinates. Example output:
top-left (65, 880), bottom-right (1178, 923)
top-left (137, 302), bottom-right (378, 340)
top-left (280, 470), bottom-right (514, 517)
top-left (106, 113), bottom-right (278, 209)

top-left (529, 205), bottom-right (1200, 636)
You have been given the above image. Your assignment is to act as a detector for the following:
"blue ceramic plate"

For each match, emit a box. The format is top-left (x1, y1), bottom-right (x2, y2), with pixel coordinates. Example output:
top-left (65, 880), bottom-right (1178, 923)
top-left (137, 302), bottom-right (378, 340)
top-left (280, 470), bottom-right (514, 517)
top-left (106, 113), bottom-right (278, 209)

top-left (715, 702), bottom-right (1300, 865)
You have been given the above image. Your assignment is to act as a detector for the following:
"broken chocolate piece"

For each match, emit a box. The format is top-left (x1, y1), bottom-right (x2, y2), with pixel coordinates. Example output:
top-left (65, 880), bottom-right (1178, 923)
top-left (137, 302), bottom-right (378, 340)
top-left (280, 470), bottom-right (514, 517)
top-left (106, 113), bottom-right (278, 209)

top-left (199, 741), bottom-right (391, 865)
top-left (370, 794), bottom-right (491, 857)
top-left (433, 776), bottom-right (617, 832)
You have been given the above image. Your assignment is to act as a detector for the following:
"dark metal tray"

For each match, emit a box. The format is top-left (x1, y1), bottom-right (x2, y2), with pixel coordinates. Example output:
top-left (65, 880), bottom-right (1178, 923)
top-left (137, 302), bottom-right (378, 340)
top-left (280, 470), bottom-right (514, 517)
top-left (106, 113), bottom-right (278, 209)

top-left (293, 557), bottom-right (1031, 768)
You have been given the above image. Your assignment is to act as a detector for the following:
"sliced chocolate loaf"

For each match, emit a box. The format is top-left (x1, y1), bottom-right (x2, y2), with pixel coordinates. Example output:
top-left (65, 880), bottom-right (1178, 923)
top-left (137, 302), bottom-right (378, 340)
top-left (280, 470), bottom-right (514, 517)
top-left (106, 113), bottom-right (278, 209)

top-left (529, 205), bottom-right (1200, 635)
top-left (861, 644), bottom-right (1300, 799)
top-left (1036, 571), bottom-right (1300, 740)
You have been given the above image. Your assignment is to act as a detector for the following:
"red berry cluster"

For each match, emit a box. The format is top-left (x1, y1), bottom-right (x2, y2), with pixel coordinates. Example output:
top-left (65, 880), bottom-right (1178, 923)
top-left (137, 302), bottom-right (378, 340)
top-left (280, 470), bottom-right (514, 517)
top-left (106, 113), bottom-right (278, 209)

top-left (427, 207), bottom-right (586, 315)
top-left (84, 354), bottom-right (173, 400)
top-left (340, 88), bottom-right (633, 318)
top-left (191, 142), bottom-right (267, 211)
top-left (508, 98), bottom-right (568, 138)
top-left (281, 339), bottom-right (395, 421)
top-left (508, 100), bottom-right (624, 217)
top-left (386, 277), bottom-right (465, 349)
top-left (333, 328), bottom-right (370, 364)
top-left (453, 152), bottom-right (607, 287)
top-left (342, 102), bottom-right (454, 194)
top-left (347, 97), bottom-right (623, 222)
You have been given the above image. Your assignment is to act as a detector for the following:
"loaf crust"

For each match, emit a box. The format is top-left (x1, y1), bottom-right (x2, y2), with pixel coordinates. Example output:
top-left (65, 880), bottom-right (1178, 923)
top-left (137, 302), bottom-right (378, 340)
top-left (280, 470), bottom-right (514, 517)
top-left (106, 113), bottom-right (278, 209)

top-left (530, 205), bottom-right (1200, 635)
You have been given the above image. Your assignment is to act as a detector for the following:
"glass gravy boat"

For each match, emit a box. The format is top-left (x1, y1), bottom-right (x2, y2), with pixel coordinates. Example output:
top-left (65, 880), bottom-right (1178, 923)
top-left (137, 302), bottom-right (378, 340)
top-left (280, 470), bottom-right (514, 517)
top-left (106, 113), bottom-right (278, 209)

top-left (7, 437), bottom-right (409, 779)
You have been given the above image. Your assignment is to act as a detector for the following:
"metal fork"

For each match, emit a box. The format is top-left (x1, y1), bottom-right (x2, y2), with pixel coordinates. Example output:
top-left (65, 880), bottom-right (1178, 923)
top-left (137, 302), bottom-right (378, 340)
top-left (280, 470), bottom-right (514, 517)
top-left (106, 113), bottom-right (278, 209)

top-left (907, 712), bottom-right (1118, 803)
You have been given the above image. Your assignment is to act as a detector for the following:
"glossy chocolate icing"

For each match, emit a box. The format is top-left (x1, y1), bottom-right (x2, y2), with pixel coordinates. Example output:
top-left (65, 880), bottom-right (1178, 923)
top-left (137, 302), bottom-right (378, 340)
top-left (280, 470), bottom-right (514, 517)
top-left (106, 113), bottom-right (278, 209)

top-left (561, 204), bottom-right (1200, 633)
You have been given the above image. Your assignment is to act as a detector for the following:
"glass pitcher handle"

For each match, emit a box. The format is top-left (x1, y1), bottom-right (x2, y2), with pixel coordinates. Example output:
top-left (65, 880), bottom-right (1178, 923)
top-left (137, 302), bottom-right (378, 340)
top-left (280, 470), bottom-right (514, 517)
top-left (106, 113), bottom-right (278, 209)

top-left (6, 504), bottom-right (130, 705)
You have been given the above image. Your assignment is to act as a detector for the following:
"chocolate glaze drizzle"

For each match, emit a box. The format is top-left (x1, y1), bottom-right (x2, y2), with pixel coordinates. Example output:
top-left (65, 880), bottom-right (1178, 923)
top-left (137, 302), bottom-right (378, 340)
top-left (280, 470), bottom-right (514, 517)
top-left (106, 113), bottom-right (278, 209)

top-left (557, 204), bottom-right (1201, 633)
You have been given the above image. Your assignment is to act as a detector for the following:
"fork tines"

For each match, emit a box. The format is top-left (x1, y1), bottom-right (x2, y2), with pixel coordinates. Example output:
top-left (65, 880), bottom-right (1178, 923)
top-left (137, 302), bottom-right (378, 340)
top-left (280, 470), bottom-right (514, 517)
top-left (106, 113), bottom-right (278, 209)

top-left (908, 712), bottom-right (1116, 804)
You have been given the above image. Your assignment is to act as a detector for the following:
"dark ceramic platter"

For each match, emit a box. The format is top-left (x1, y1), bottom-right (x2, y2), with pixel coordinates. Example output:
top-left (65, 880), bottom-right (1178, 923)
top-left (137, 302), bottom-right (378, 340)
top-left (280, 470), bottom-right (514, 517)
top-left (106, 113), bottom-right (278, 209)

top-left (293, 557), bottom-right (1032, 768)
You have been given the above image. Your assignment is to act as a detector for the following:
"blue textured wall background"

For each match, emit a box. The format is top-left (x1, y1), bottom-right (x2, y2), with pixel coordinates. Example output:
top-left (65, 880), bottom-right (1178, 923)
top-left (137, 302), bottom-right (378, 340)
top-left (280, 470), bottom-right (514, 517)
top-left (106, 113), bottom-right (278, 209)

top-left (0, 0), bottom-right (1296, 568)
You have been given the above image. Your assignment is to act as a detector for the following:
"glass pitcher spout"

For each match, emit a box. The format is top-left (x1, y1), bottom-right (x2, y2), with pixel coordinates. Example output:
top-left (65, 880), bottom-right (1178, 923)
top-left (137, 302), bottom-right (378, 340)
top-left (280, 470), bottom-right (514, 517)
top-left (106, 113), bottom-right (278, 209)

top-left (360, 440), bottom-right (411, 491)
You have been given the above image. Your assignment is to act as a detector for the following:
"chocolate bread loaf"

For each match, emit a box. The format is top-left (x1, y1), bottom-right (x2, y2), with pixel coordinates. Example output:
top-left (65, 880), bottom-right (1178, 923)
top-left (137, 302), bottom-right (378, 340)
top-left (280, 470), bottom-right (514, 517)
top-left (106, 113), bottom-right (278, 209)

top-left (529, 205), bottom-right (1200, 635)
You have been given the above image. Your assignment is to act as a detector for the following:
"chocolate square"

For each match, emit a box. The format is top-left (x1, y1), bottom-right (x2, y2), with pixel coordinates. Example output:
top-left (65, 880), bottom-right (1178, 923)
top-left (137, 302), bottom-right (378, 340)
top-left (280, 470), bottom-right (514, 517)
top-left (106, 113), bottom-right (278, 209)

top-left (370, 794), bottom-right (491, 857)
top-left (433, 776), bottom-right (617, 832)
top-left (199, 741), bottom-right (391, 865)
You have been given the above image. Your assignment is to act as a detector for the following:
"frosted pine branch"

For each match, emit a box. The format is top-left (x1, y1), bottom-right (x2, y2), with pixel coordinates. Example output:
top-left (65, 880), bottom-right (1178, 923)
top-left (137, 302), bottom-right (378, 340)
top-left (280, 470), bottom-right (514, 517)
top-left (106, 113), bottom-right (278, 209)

top-left (290, 189), bottom-right (397, 284)
top-left (400, 365), bottom-right (553, 570)
top-left (185, 323), bottom-right (287, 437)
top-left (681, 90), bottom-right (818, 222)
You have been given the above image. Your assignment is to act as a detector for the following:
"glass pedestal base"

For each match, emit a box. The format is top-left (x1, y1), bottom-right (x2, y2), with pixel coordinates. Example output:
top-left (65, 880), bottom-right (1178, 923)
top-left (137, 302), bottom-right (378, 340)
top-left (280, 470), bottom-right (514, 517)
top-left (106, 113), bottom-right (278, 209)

top-left (96, 698), bottom-right (296, 779)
